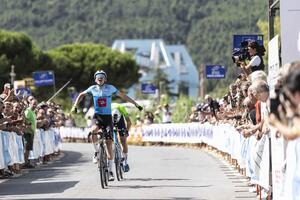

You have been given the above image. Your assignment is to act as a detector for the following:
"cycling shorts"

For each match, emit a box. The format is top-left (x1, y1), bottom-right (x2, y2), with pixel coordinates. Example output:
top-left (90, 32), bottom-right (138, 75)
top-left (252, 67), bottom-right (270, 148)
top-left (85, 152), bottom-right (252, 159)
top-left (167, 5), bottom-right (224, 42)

top-left (113, 116), bottom-right (128, 137)
top-left (93, 114), bottom-right (113, 139)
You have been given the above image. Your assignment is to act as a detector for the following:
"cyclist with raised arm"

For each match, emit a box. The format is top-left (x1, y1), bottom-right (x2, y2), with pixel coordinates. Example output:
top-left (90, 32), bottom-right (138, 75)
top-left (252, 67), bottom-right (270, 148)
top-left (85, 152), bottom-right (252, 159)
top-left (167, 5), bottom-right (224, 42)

top-left (71, 70), bottom-right (142, 181)
top-left (112, 103), bottom-right (132, 172)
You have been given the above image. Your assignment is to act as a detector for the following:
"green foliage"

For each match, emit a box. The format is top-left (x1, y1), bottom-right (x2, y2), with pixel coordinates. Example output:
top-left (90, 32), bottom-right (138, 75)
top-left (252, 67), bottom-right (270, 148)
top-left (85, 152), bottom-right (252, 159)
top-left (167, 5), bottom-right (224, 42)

top-left (257, 16), bottom-right (281, 67)
top-left (172, 95), bottom-right (193, 123)
top-left (46, 43), bottom-right (139, 92)
top-left (0, 0), bottom-right (267, 95)
top-left (0, 29), bottom-right (43, 86)
top-left (0, 29), bottom-right (139, 104)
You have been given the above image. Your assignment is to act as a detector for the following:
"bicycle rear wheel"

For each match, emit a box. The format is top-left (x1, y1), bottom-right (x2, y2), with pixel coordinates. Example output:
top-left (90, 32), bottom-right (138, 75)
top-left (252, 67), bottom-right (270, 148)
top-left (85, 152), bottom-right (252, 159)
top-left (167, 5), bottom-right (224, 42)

top-left (98, 144), bottom-right (108, 188)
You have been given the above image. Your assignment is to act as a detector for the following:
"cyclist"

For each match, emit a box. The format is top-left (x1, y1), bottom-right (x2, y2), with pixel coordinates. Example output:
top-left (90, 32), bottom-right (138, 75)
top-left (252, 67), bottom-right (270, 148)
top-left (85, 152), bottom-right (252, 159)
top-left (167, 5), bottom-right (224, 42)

top-left (71, 70), bottom-right (142, 181)
top-left (111, 103), bottom-right (132, 172)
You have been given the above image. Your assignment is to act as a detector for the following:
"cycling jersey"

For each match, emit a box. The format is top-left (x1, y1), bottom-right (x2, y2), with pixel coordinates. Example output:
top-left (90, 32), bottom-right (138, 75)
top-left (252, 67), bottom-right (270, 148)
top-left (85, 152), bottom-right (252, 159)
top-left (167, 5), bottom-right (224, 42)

top-left (84, 84), bottom-right (119, 115)
top-left (112, 103), bottom-right (129, 117)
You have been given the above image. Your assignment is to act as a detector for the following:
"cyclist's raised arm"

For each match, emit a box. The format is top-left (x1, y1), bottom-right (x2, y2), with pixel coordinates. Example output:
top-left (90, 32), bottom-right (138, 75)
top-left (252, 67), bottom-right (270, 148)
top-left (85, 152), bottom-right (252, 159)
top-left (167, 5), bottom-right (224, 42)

top-left (117, 92), bottom-right (143, 111)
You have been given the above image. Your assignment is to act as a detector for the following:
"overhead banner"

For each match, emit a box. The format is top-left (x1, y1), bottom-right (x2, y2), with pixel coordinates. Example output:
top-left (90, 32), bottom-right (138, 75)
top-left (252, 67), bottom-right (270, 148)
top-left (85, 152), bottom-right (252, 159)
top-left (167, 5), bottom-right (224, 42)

top-left (233, 34), bottom-right (264, 50)
top-left (280, 0), bottom-right (300, 65)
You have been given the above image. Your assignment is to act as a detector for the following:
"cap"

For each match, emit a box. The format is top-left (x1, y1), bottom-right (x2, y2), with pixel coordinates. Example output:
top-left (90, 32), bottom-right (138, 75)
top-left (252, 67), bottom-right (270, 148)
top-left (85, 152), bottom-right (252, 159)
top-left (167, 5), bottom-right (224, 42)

top-left (4, 83), bottom-right (11, 89)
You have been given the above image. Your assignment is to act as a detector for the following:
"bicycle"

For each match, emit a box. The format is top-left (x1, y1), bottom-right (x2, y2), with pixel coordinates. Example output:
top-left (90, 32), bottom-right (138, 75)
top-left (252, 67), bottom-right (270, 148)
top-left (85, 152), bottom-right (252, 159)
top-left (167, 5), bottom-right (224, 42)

top-left (96, 128), bottom-right (109, 189)
top-left (113, 125), bottom-right (124, 181)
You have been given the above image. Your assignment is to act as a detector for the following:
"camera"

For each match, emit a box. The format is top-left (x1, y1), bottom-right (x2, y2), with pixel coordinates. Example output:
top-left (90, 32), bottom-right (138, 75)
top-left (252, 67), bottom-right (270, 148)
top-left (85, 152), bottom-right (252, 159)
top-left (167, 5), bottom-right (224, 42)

top-left (196, 103), bottom-right (209, 112)
top-left (270, 88), bottom-right (289, 119)
top-left (232, 40), bottom-right (251, 66)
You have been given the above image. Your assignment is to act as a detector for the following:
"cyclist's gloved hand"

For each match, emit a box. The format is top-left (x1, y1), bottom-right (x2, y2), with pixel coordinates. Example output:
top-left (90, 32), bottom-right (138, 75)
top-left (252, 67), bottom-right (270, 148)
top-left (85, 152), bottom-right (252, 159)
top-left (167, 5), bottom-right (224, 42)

top-left (71, 106), bottom-right (78, 114)
top-left (136, 105), bottom-right (143, 111)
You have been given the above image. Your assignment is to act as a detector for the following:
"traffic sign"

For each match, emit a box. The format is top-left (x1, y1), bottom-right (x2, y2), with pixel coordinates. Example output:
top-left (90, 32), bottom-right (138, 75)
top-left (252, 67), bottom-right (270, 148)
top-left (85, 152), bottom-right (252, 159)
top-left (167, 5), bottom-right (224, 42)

top-left (141, 83), bottom-right (156, 94)
top-left (206, 65), bottom-right (226, 79)
top-left (33, 71), bottom-right (55, 86)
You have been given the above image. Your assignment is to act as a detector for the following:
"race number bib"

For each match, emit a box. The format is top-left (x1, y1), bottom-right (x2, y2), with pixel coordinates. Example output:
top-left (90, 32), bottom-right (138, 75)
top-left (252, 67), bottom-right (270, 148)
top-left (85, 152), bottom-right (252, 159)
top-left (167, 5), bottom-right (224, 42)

top-left (97, 98), bottom-right (107, 107)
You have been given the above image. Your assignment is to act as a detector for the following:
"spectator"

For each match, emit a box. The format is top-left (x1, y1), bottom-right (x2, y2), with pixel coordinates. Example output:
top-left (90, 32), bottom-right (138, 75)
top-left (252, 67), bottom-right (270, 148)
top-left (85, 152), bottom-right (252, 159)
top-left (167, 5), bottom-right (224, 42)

top-left (2, 83), bottom-right (11, 96)
top-left (162, 103), bottom-right (172, 123)
top-left (240, 41), bottom-right (266, 75)
top-left (65, 114), bottom-right (76, 127)
top-left (204, 95), bottom-right (220, 120)
top-left (144, 111), bottom-right (154, 125)
top-left (189, 106), bottom-right (199, 122)
top-left (269, 68), bottom-right (300, 140)
top-left (23, 99), bottom-right (37, 168)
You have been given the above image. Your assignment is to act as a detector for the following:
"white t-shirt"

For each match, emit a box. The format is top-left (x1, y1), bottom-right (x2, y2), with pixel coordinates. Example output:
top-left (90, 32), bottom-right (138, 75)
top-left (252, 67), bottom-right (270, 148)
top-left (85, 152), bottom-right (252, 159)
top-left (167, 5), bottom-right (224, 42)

top-left (162, 108), bottom-right (172, 123)
top-left (260, 102), bottom-right (269, 120)
top-left (249, 55), bottom-right (261, 66)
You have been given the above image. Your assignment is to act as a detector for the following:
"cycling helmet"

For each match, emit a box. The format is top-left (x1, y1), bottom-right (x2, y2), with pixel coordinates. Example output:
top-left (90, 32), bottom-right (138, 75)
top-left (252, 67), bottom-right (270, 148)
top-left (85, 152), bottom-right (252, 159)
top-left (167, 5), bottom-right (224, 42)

top-left (112, 109), bottom-right (121, 123)
top-left (94, 70), bottom-right (107, 79)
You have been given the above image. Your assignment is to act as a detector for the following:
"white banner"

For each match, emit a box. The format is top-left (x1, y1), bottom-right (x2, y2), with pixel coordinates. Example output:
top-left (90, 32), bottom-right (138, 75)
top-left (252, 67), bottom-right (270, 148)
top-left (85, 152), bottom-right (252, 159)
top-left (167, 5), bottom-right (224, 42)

top-left (280, 0), bottom-right (300, 65)
top-left (268, 35), bottom-right (280, 90)
top-left (271, 128), bottom-right (286, 200)
top-left (142, 123), bottom-right (213, 144)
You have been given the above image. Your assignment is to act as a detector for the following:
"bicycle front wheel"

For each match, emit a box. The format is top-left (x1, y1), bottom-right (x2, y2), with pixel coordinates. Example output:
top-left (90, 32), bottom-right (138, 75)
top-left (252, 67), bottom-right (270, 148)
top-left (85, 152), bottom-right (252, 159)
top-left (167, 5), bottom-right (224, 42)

top-left (98, 144), bottom-right (108, 188)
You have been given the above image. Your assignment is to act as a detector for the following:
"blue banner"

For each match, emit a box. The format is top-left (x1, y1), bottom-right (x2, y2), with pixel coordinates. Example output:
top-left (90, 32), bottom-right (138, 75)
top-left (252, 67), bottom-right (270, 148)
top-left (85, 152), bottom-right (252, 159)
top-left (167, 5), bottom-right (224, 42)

top-left (141, 83), bottom-right (156, 94)
top-left (206, 65), bottom-right (226, 79)
top-left (233, 34), bottom-right (264, 50)
top-left (33, 71), bottom-right (55, 86)
top-left (15, 87), bottom-right (31, 97)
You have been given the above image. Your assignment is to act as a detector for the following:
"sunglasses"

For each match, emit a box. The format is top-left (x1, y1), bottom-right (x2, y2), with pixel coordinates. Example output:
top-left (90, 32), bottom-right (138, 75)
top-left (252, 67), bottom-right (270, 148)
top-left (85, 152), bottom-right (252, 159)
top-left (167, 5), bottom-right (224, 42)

top-left (95, 74), bottom-right (106, 80)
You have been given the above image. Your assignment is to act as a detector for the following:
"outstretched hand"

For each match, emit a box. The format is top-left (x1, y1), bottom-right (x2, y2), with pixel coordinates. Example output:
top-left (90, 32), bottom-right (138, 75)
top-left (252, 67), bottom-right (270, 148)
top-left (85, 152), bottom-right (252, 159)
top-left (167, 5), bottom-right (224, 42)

top-left (71, 106), bottom-right (78, 114)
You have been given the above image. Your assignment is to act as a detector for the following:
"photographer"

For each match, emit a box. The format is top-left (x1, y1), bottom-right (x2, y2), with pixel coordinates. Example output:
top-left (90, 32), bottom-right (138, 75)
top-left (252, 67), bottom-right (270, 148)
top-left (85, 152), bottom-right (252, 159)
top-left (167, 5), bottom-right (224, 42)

top-left (204, 95), bottom-right (220, 120)
top-left (240, 41), bottom-right (265, 75)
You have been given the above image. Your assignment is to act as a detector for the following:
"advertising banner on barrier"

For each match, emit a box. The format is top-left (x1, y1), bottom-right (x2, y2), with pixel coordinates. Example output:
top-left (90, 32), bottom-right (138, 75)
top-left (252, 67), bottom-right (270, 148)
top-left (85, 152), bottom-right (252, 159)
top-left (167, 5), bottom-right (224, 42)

top-left (142, 123), bottom-right (213, 144)
top-left (271, 128), bottom-right (286, 200)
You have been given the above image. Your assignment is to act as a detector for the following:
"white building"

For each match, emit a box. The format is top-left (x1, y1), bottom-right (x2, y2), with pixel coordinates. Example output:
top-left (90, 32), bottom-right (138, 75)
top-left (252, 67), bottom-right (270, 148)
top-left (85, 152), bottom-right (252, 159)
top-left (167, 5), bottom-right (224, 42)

top-left (112, 39), bottom-right (199, 100)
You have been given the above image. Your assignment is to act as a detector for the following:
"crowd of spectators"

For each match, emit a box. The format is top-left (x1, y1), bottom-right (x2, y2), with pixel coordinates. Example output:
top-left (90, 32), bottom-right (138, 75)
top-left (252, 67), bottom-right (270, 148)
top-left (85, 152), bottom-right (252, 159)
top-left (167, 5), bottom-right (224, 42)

top-left (188, 59), bottom-right (300, 198)
top-left (0, 84), bottom-right (68, 178)
top-left (137, 103), bottom-right (173, 125)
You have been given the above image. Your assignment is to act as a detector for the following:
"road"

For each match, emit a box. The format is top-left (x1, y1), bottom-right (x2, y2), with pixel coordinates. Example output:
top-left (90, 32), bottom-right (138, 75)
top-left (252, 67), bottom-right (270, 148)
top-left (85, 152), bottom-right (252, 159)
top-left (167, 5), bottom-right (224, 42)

top-left (0, 143), bottom-right (257, 200)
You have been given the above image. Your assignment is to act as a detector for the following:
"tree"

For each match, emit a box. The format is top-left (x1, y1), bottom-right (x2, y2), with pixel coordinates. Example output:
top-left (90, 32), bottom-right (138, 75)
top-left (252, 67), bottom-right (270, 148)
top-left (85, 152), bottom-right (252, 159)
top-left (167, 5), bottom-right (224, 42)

top-left (46, 43), bottom-right (140, 92)
top-left (0, 29), bottom-right (42, 87)
top-left (172, 95), bottom-right (193, 123)
top-left (152, 67), bottom-right (175, 98)
top-left (257, 16), bottom-right (281, 66)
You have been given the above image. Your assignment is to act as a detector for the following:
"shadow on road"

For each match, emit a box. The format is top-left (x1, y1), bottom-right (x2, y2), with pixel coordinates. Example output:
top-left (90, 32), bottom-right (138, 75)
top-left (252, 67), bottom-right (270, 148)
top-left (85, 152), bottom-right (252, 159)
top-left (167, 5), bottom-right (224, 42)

top-left (14, 198), bottom-right (207, 200)
top-left (124, 178), bottom-right (190, 181)
top-left (110, 184), bottom-right (212, 189)
top-left (0, 181), bottom-right (78, 195)
top-left (0, 150), bottom-right (84, 196)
